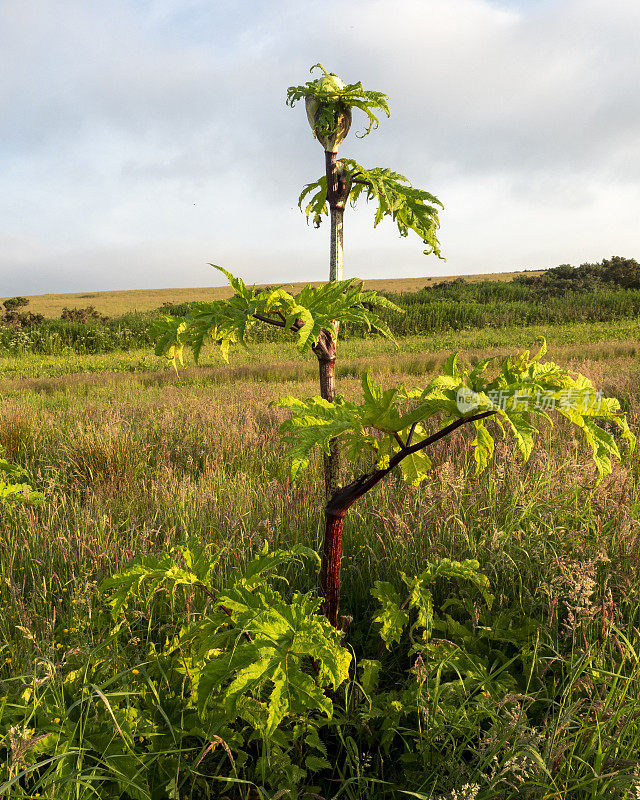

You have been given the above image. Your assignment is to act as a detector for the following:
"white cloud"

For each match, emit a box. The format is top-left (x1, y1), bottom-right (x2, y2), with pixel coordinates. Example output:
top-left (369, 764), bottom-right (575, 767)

top-left (0, 0), bottom-right (639, 294)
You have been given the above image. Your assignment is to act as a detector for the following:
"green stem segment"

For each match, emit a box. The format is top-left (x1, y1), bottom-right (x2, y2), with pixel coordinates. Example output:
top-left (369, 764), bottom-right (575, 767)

top-left (317, 352), bottom-right (340, 497)
top-left (325, 151), bottom-right (348, 282)
top-left (329, 208), bottom-right (344, 282)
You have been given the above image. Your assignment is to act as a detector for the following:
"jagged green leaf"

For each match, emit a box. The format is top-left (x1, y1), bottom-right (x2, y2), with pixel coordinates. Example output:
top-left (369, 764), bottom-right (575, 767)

top-left (279, 345), bottom-right (633, 488)
top-left (0, 447), bottom-right (42, 508)
top-left (152, 268), bottom-right (402, 365)
top-left (197, 589), bottom-right (349, 732)
top-left (240, 542), bottom-right (320, 587)
top-left (501, 411), bottom-right (538, 462)
top-left (372, 559), bottom-right (493, 651)
top-left (398, 427), bottom-right (434, 486)
top-left (299, 159), bottom-right (444, 257)
top-left (371, 581), bottom-right (409, 648)
top-left (286, 64), bottom-right (390, 141)
top-left (103, 541), bottom-right (350, 740)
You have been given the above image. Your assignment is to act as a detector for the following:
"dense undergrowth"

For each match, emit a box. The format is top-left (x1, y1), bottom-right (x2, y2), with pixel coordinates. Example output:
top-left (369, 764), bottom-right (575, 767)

top-left (1, 258), bottom-right (640, 357)
top-left (1, 341), bottom-right (640, 798)
top-left (0, 313), bottom-right (152, 356)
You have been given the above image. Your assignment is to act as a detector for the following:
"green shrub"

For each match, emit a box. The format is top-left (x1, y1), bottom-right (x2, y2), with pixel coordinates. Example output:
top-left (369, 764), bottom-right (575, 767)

top-left (2, 297), bottom-right (29, 311)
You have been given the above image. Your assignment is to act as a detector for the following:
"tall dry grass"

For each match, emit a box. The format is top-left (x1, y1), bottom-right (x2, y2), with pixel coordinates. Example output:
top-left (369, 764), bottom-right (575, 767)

top-left (1, 349), bottom-right (638, 662)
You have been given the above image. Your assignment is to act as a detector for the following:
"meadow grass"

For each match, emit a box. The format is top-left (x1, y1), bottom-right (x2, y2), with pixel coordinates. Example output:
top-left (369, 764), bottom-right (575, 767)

top-left (1, 330), bottom-right (640, 798)
top-left (1, 316), bottom-right (638, 383)
top-left (1, 333), bottom-right (638, 646)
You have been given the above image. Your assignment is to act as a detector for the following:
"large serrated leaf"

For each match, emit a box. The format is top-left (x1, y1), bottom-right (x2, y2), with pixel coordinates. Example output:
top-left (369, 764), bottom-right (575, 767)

top-left (501, 411), bottom-right (538, 462)
top-left (152, 268), bottom-right (402, 365)
top-left (472, 420), bottom-right (495, 475)
top-left (371, 581), bottom-right (409, 647)
top-left (398, 427), bottom-right (434, 486)
top-left (198, 588), bottom-right (349, 730)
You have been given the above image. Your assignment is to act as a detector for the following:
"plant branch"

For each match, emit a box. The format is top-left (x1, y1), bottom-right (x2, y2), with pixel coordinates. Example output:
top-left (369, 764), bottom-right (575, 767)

top-left (253, 313), bottom-right (286, 328)
top-left (326, 410), bottom-right (496, 517)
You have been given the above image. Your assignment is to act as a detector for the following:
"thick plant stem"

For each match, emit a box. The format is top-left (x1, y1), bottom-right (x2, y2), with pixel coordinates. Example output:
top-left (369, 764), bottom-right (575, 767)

top-left (329, 206), bottom-right (344, 282)
top-left (323, 443), bottom-right (340, 499)
top-left (317, 340), bottom-right (337, 400)
top-left (315, 327), bottom-right (341, 496)
top-left (319, 150), bottom-right (350, 496)
top-left (320, 510), bottom-right (345, 626)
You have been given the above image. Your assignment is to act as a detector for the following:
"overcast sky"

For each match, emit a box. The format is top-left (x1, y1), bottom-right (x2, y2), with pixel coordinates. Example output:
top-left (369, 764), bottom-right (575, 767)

top-left (1, 0), bottom-right (639, 295)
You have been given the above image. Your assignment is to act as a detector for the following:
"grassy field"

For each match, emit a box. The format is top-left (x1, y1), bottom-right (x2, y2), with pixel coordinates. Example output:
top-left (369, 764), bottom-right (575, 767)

top-left (1, 319), bottom-right (640, 798)
top-left (0, 317), bottom-right (638, 384)
top-left (3, 270), bottom-right (544, 318)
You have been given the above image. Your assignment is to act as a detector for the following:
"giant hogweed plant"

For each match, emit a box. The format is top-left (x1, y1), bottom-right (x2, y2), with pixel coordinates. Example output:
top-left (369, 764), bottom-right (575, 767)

top-left (287, 64), bottom-right (441, 494)
top-left (152, 267), bottom-right (635, 626)
top-left (148, 63), bottom-right (633, 715)
top-left (151, 66), bottom-right (445, 634)
top-left (154, 65), bottom-right (442, 496)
